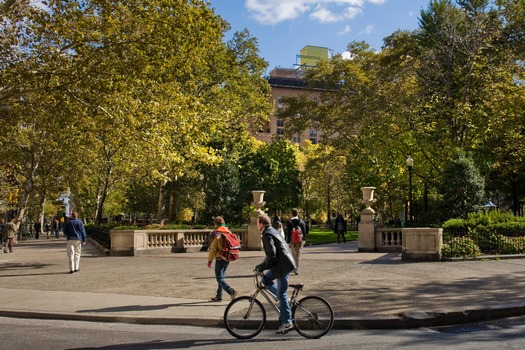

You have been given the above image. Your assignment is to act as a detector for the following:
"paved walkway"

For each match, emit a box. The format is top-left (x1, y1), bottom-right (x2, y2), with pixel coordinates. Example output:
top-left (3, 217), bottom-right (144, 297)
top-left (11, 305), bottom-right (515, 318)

top-left (2, 237), bottom-right (525, 329)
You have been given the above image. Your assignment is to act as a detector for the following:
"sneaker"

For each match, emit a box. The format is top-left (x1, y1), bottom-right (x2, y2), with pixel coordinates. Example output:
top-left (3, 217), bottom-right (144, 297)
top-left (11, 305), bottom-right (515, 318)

top-left (231, 290), bottom-right (238, 300)
top-left (210, 297), bottom-right (222, 302)
top-left (276, 323), bottom-right (294, 334)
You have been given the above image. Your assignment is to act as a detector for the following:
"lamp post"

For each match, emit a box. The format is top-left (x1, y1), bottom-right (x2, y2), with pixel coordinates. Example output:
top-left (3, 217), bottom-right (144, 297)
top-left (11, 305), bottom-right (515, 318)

top-left (406, 156), bottom-right (413, 225)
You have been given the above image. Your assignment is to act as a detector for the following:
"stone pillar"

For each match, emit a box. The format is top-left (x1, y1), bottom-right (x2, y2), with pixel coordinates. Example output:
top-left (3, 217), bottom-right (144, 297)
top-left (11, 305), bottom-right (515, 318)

top-left (358, 187), bottom-right (376, 252)
top-left (402, 228), bottom-right (443, 261)
top-left (245, 190), bottom-right (265, 251)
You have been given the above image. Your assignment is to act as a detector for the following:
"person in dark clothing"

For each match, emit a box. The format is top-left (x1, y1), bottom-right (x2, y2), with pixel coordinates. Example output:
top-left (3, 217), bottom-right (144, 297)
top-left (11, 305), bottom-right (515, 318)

top-left (33, 221), bottom-right (41, 239)
top-left (334, 214), bottom-right (347, 243)
top-left (256, 214), bottom-right (297, 334)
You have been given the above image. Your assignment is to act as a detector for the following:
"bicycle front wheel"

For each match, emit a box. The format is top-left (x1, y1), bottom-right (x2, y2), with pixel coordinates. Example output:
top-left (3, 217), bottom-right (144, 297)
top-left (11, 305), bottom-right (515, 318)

top-left (223, 296), bottom-right (266, 339)
top-left (292, 296), bottom-right (334, 338)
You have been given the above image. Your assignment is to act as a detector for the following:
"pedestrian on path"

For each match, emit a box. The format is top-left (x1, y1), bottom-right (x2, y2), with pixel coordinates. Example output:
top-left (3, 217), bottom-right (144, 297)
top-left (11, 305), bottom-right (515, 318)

top-left (207, 216), bottom-right (238, 302)
top-left (2, 216), bottom-right (17, 253)
top-left (272, 216), bottom-right (285, 240)
top-left (44, 221), bottom-right (51, 239)
top-left (286, 208), bottom-right (307, 274)
top-left (256, 214), bottom-right (297, 334)
top-left (53, 217), bottom-right (60, 238)
top-left (34, 220), bottom-right (41, 239)
top-left (334, 214), bottom-right (347, 243)
top-left (63, 212), bottom-right (87, 273)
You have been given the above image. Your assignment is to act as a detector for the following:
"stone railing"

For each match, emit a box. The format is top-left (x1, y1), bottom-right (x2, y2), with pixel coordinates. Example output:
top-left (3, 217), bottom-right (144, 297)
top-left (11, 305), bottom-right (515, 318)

top-left (110, 229), bottom-right (247, 256)
top-left (375, 228), bottom-right (403, 252)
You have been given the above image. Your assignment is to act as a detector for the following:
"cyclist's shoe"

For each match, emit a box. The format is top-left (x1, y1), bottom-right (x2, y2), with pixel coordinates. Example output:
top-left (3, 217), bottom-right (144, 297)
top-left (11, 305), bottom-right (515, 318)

top-left (276, 323), bottom-right (294, 334)
top-left (210, 297), bottom-right (222, 302)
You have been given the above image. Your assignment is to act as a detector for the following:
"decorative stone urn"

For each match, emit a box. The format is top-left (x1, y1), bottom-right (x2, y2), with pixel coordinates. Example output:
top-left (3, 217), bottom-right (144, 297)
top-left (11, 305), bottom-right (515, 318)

top-left (361, 187), bottom-right (376, 212)
top-left (251, 190), bottom-right (266, 210)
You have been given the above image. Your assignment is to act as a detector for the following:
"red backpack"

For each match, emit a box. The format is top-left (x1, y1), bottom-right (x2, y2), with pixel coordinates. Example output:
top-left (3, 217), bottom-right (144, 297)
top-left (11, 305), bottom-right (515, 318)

top-left (220, 231), bottom-right (241, 261)
top-left (291, 224), bottom-right (303, 244)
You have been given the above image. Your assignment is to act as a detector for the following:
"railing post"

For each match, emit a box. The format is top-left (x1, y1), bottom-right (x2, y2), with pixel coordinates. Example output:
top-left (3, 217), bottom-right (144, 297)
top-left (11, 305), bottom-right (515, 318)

top-left (246, 190), bottom-right (265, 250)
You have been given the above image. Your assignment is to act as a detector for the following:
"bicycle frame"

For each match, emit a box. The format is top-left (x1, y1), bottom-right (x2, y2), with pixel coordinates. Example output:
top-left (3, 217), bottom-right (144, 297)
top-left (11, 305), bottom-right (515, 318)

top-left (248, 272), bottom-right (301, 318)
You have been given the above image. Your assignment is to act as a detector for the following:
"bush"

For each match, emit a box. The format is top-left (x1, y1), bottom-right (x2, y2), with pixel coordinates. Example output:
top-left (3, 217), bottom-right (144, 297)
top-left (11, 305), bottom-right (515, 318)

top-left (441, 237), bottom-right (481, 258)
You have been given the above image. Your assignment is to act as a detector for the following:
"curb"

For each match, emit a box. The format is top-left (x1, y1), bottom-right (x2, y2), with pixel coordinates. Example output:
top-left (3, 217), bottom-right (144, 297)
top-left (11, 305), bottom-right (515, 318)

top-left (2, 302), bottom-right (525, 330)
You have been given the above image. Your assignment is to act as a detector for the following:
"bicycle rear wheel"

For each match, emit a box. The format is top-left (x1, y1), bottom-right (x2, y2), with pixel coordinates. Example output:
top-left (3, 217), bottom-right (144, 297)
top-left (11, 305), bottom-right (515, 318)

top-left (292, 296), bottom-right (334, 338)
top-left (223, 296), bottom-right (266, 339)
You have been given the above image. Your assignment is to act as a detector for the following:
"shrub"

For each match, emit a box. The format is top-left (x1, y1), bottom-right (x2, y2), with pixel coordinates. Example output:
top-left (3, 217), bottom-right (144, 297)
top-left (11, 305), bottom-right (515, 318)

top-left (441, 237), bottom-right (481, 258)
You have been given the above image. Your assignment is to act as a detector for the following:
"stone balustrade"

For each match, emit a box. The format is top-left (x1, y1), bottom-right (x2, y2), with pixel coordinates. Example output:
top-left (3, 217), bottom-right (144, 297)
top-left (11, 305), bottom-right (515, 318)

top-left (376, 228), bottom-right (403, 252)
top-left (110, 229), bottom-right (247, 256)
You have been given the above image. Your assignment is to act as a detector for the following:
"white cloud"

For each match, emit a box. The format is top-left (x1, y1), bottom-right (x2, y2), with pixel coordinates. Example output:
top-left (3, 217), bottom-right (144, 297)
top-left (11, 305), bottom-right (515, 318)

top-left (245, 0), bottom-right (382, 25)
top-left (343, 6), bottom-right (363, 20)
top-left (358, 24), bottom-right (375, 35)
top-left (338, 25), bottom-right (351, 35)
top-left (341, 51), bottom-right (353, 59)
top-left (310, 6), bottom-right (340, 23)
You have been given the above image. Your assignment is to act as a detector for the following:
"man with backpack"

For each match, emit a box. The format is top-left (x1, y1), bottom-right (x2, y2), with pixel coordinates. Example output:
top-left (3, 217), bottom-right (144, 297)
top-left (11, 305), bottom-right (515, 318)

top-left (207, 216), bottom-right (239, 302)
top-left (286, 208), bottom-right (307, 274)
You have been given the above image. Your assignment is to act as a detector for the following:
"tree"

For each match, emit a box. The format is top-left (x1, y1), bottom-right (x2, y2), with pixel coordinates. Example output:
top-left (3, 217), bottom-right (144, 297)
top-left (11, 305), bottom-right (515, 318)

top-left (438, 151), bottom-right (485, 219)
top-left (1, 1), bottom-right (271, 224)
top-left (239, 139), bottom-right (301, 217)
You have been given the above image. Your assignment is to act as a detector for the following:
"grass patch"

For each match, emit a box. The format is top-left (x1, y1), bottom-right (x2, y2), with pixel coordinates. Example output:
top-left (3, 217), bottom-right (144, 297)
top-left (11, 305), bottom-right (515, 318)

top-left (306, 228), bottom-right (358, 245)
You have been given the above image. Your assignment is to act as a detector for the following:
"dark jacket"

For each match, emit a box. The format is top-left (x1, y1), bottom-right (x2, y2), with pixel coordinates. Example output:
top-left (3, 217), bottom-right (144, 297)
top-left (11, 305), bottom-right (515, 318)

top-left (64, 218), bottom-right (87, 242)
top-left (257, 226), bottom-right (296, 278)
top-left (286, 218), bottom-right (307, 244)
top-left (334, 216), bottom-right (347, 233)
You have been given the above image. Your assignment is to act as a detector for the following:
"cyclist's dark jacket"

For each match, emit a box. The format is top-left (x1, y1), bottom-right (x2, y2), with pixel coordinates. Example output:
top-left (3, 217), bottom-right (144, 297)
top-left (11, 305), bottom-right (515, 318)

top-left (257, 226), bottom-right (296, 278)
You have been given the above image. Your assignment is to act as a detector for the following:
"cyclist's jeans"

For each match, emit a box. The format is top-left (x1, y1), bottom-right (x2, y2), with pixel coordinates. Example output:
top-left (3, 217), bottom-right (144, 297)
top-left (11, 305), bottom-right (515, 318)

top-left (262, 271), bottom-right (292, 325)
top-left (214, 259), bottom-right (233, 299)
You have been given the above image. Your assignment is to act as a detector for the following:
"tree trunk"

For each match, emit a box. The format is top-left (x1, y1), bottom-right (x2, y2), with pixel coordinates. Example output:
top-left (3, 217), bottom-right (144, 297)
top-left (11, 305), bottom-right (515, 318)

top-left (156, 180), bottom-right (167, 224)
top-left (168, 192), bottom-right (177, 222)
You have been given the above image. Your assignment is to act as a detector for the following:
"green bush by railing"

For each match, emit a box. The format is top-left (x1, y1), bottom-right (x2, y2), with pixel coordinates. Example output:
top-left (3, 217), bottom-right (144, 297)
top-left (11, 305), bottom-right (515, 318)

top-left (442, 212), bottom-right (525, 258)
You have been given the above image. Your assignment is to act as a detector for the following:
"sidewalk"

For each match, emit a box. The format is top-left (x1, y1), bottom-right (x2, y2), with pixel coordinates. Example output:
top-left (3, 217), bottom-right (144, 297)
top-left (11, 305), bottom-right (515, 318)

top-left (2, 237), bottom-right (525, 329)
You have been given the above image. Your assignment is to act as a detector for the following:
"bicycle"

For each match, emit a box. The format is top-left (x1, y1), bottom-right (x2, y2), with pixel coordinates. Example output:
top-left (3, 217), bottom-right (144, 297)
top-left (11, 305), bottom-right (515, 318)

top-left (223, 271), bottom-right (334, 339)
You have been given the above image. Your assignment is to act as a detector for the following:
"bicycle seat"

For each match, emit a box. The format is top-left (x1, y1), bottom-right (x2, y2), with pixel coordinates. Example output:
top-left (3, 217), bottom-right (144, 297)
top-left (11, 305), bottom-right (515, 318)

top-left (289, 283), bottom-right (304, 290)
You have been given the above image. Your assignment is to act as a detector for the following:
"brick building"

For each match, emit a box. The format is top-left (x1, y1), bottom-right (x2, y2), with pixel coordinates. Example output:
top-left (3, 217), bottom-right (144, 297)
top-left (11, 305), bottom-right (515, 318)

top-left (254, 46), bottom-right (330, 145)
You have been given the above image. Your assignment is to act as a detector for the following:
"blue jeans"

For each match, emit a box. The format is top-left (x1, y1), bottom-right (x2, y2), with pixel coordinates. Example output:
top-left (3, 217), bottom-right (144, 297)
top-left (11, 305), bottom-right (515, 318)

top-left (214, 259), bottom-right (233, 299)
top-left (262, 270), bottom-right (292, 325)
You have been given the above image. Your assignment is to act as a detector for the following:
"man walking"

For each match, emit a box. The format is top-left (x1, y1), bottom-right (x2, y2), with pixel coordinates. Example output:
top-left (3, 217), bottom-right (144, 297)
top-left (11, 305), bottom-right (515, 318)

top-left (2, 216), bottom-right (17, 253)
top-left (286, 208), bottom-right (307, 274)
top-left (63, 212), bottom-right (87, 273)
top-left (256, 214), bottom-right (297, 334)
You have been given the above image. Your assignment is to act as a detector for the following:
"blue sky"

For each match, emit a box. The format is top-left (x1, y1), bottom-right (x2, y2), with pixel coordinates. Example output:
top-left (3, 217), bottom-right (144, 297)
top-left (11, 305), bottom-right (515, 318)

top-left (209, 0), bottom-right (430, 72)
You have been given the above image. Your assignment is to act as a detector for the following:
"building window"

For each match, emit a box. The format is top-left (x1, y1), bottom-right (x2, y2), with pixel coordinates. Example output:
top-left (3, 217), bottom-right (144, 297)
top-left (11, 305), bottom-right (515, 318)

top-left (259, 122), bottom-right (271, 134)
top-left (277, 95), bottom-right (283, 109)
top-left (277, 118), bottom-right (284, 127)
top-left (293, 136), bottom-right (301, 143)
top-left (277, 128), bottom-right (284, 135)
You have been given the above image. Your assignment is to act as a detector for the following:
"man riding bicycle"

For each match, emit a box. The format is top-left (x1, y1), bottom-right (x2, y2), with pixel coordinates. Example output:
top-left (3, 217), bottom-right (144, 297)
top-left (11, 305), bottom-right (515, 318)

top-left (255, 214), bottom-right (297, 334)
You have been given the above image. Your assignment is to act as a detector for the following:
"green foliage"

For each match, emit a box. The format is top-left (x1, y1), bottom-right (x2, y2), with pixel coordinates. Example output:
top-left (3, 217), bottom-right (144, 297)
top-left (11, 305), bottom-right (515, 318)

top-left (239, 139), bottom-right (301, 216)
top-left (442, 237), bottom-right (481, 258)
top-left (438, 151), bottom-right (485, 220)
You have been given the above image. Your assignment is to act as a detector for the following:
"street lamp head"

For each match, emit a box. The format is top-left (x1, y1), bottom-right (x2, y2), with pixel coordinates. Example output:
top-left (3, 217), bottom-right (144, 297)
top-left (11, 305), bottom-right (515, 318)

top-left (406, 155), bottom-right (414, 168)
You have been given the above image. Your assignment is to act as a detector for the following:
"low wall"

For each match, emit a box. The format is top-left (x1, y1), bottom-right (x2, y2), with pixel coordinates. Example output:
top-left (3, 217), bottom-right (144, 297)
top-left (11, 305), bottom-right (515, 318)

top-left (110, 229), bottom-right (247, 256)
top-left (402, 228), bottom-right (443, 262)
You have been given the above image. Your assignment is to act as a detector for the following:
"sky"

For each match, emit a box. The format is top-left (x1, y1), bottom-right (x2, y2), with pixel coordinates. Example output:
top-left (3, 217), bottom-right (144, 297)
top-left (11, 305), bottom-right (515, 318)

top-left (209, 0), bottom-right (430, 72)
